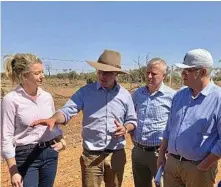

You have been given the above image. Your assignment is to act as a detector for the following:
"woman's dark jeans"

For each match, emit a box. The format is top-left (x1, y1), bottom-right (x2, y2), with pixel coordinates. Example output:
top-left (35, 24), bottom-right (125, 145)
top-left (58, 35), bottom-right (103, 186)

top-left (15, 145), bottom-right (58, 187)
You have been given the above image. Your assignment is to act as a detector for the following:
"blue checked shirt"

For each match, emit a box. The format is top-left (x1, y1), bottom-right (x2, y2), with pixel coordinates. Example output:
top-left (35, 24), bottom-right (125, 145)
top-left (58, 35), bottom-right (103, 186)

top-left (58, 82), bottom-right (137, 151)
top-left (132, 83), bottom-right (176, 146)
top-left (163, 82), bottom-right (221, 161)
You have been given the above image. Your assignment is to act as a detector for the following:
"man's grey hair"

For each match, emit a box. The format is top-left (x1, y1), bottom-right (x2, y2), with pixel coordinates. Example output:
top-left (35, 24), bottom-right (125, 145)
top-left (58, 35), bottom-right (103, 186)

top-left (147, 58), bottom-right (168, 75)
top-left (203, 67), bottom-right (213, 77)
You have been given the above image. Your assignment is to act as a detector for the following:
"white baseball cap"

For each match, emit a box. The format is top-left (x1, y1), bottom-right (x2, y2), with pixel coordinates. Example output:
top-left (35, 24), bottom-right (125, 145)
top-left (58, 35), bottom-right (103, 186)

top-left (175, 48), bottom-right (213, 69)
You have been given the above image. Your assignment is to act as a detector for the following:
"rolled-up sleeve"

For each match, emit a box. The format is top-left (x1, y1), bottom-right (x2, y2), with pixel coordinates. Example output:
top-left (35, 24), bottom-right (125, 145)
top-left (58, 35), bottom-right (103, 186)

top-left (50, 94), bottom-right (63, 136)
top-left (1, 95), bottom-right (16, 159)
top-left (58, 89), bottom-right (84, 123)
top-left (124, 94), bottom-right (137, 127)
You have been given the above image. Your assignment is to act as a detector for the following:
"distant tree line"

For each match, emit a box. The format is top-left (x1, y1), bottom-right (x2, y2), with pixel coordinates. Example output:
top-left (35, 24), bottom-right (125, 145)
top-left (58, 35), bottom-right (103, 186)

top-left (1, 66), bottom-right (221, 84)
top-left (44, 67), bottom-right (148, 84)
top-left (46, 71), bottom-right (97, 84)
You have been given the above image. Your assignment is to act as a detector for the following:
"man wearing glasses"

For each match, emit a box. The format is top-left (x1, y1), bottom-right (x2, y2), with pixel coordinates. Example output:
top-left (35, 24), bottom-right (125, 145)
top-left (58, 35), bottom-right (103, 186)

top-left (157, 48), bottom-right (221, 187)
top-left (31, 49), bottom-right (137, 187)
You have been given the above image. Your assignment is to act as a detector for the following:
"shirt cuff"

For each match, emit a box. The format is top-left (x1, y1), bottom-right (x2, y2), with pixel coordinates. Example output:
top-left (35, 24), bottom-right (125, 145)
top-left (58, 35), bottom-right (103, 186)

top-left (2, 147), bottom-right (16, 160)
top-left (125, 121), bottom-right (137, 127)
top-left (57, 109), bottom-right (69, 123)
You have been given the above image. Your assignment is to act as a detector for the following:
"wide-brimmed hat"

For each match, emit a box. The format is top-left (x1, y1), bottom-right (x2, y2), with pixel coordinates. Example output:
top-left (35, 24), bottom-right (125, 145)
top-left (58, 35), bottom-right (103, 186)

top-left (175, 48), bottom-right (213, 69)
top-left (86, 49), bottom-right (128, 74)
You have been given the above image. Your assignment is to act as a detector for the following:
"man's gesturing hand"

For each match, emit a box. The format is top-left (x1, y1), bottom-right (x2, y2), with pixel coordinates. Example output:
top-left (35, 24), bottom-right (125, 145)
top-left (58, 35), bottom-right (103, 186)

top-left (30, 118), bottom-right (56, 131)
top-left (113, 120), bottom-right (127, 137)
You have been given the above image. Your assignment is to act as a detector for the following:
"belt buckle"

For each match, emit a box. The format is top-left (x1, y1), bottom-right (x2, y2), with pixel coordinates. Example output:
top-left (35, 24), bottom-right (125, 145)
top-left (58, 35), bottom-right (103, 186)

top-left (38, 142), bottom-right (46, 148)
top-left (179, 156), bottom-right (183, 161)
top-left (50, 139), bottom-right (56, 145)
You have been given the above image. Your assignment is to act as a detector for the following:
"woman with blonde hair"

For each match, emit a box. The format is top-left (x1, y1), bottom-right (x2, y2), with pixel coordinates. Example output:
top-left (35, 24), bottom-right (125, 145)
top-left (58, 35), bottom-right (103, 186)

top-left (1, 53), bottom-right (66, 187)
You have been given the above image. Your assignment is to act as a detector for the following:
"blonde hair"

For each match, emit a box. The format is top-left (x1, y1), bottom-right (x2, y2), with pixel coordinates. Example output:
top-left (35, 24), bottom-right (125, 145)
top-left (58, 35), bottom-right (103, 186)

top-left (4, 53), bottom-right (42, 84)
top-left (147, 58), bottom-right (168, 75)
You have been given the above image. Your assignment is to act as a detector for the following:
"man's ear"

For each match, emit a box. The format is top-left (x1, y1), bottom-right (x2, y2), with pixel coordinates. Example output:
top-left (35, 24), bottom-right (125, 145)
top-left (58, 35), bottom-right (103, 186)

top-left (200, 68), bottom-right (207, 77)
top-left (163, 73), bottom-right (167, 79)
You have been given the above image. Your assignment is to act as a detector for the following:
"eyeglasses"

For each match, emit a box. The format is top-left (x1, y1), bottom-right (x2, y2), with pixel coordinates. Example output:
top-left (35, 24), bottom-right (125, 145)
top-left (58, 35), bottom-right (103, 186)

top-left (181, 68), bottom-right (201, 75)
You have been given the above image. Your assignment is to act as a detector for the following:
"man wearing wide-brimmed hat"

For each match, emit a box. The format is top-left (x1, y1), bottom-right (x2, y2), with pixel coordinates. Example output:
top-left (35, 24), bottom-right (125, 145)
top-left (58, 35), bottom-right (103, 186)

top-left (157, 48), bottom-right (221, 187)
top-left (31, 49), bottom-right (137, 187)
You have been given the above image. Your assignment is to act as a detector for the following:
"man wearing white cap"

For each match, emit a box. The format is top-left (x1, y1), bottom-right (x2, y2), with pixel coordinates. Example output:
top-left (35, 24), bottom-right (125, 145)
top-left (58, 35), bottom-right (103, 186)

top-left (31, 49), bottom-right (137, 187)
top-left (157, 48), bottom-right (221, 187)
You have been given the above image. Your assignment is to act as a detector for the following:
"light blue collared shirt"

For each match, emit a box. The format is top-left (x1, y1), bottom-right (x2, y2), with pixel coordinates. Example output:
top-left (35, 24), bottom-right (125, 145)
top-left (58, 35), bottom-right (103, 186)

top-left (163, 82), bottom-right (221, 161)
top-left (132, 83), bottom-right (176, 146)
top-left (58, 82), bottom-right (137, 151)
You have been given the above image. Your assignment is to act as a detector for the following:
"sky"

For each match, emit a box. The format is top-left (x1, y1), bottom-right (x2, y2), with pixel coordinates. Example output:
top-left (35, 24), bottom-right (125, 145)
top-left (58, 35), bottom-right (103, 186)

top-left (1, 1), bottom-right (221, 74)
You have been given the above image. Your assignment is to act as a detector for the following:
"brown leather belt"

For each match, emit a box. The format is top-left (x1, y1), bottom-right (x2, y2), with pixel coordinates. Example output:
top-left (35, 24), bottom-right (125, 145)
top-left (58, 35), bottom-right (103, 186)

top-left (170, 153), bottom-right (191, 161)
top-left (170, 153), bottom-right (202, 164)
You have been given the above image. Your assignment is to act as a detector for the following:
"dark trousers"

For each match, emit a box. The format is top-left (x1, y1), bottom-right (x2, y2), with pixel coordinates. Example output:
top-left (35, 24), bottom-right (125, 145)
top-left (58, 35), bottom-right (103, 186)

top-left (132, 146), bottom-right (159, 187)
top-left (15, 145), bottom-right (58, 187)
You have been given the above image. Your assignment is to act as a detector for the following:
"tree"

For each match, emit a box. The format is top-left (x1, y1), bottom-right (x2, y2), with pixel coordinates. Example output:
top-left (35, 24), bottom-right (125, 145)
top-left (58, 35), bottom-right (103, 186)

top-left (85, 72), bottom-right (97, 83)
top-left (68, 71), bottom-right (79, 80)
top-left (57, 73), bottom-right (68, 79)
top-left (213, 68), bottom-right (221, 81)
top-left (63, 69), bottom-right (68, 73)
top-left (45, 64), bottom-right (52, 77)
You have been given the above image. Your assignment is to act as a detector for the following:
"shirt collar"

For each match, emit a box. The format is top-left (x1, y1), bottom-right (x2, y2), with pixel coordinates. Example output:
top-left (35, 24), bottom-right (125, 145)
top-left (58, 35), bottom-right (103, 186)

top-left (188, 81), bottom-right (215, 98)
top-left (199, 81), bottom-right (215, 96)
top-left (15, 84), bottom-right (42, 97)
top-left (144, 82), bottom-right (167, 95)
top-left (96, 81), bottom-right (120, 92)
top-left (158, 82), bottom-right (168, 93)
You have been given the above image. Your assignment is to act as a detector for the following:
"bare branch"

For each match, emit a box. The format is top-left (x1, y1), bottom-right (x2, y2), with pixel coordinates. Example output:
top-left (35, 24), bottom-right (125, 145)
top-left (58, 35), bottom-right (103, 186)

top-left (45, 64), bottom-right (52, 77)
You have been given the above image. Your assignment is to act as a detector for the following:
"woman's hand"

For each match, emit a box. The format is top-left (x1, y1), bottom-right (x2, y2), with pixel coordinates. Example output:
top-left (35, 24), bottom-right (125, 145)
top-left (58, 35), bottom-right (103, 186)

top-left (11, 173), bottom-right (23, 187)
top-left (7, 159), bottom-right (23, 187)
top-left (51, 139), bottom-right (67, 152)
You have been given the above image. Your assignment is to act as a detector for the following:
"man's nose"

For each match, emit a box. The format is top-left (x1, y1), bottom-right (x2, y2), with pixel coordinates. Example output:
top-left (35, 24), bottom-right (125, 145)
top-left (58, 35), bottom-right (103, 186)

top-left (147, 73), bottom-right (152, 78)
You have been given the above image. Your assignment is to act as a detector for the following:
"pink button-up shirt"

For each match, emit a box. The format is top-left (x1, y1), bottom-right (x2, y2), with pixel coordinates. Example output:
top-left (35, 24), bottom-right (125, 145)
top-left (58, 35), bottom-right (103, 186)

top-left (1, 85), bottom-right (62, 159)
